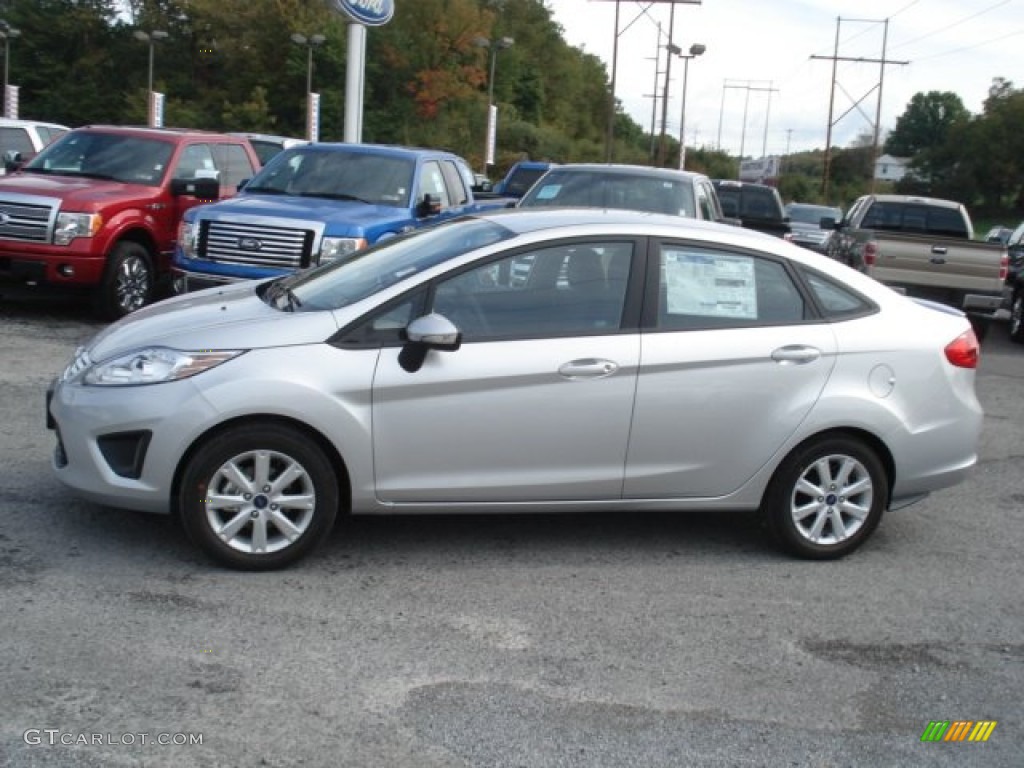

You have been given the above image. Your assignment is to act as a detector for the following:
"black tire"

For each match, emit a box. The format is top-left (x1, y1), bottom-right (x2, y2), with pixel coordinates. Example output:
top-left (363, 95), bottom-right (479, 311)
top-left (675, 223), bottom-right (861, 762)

top-left (763, 436), bottom-right (888, 560)
top-left (179, 423), bottom-right (339, 570)
top-left (94, 242), bottom-right (154, 320)
top-left (1009, 290), bottom-right (1024, 344)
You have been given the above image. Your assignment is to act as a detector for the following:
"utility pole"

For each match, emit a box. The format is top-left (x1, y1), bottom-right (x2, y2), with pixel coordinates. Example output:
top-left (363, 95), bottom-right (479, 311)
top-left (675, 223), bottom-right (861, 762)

top-left (811, 16), bottom-right (908, 201)
top-left (656, 2), bottom-right (676, 167)
top-left (719, 80), bottom-right (777, 163)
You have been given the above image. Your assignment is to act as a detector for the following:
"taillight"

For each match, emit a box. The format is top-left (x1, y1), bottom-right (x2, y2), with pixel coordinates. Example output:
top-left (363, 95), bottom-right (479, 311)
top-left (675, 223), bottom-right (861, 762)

top-left (999, 250), bottom-right (1008, 282)
top-left (944, 329), bottom-right (979, 369)
top-left (862, 241), bottom-right (878, 267)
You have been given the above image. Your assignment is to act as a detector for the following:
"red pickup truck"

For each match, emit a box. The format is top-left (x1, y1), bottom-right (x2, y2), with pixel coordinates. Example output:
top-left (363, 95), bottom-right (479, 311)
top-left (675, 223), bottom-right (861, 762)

top-left (0, 125), bottom-right (260, 318)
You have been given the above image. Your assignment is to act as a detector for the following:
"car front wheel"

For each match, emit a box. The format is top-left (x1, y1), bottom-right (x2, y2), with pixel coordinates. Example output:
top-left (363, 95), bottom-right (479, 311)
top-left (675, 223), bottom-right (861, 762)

top-left (95, 242), bottom-right (154, 319)
top-left (179, 423), bottom-right (339, 570)
top-left (763, 436), bottom-right (888, 559)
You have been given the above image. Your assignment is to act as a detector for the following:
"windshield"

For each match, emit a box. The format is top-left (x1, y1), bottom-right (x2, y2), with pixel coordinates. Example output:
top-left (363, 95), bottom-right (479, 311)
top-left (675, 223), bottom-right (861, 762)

top-left (787, 204), bottom-right (842, 225)
top-left (22, 132), bottom-right (174, 186)
top-left (265, 217), bottom-right (517, 312)
top-left (520, 170), bottom-right (697, 217)
top-left (243, 147), bottom-right (415, 208)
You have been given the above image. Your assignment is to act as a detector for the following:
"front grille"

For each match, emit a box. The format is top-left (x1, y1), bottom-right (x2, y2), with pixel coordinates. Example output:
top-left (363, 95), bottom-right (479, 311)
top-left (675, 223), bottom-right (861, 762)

top-left (200, 220), bottom-right (314, 269)
top-left (0, 195), bottom-right (59, 243)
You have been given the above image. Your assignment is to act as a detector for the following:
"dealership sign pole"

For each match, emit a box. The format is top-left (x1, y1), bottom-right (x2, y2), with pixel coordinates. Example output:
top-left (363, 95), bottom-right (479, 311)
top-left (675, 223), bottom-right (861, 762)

top-left (328, 0), bottom-right (395, 143)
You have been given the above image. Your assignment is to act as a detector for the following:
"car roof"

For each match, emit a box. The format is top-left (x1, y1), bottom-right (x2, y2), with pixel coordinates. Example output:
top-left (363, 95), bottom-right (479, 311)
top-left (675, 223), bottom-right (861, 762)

top-left (0, 117), bottom-right (70, 130)
top-left (546, 163), bottom-right (708, 181)
top-left (229, 132), bottom-right (308, 147)
top-left (868, 194), bottom-right (962, 210)
top-left (293, 142), bottom-right (464, 161)
top-left (72, 125), bottom-right (250, 142)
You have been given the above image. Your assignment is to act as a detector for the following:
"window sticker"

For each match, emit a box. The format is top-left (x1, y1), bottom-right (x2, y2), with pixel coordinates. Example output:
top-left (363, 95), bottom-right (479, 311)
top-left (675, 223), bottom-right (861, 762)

top-left (536, 184), bottom-right (561, 200)
top-left (664, 249), bottom-right (757, 318)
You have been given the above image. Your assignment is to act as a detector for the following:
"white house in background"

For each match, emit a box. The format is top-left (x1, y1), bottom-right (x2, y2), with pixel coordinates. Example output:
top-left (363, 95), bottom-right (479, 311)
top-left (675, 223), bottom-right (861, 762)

top-left (874, 154), bottom-right (910, 182)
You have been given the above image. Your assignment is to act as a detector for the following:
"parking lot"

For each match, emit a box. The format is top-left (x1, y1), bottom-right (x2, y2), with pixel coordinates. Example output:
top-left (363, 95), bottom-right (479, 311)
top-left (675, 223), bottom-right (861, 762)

top-left (1, 295), bottom-right (1022, 767)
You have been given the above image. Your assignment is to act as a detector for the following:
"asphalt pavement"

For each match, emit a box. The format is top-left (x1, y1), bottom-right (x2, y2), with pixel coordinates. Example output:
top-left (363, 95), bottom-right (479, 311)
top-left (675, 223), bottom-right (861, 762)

top-left (1, 295), bottom-right (1022, 767)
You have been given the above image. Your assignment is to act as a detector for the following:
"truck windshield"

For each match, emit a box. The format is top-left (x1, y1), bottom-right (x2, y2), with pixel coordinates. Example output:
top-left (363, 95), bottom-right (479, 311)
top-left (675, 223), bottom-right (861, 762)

top-left (244, 147), bottom-right (415, 208)
top-left (520, 169), bottom-right (697, 217)
top-left (22, 132), bottom-right (174, 186)
top-left (262, 217), bottom-right (516, 312)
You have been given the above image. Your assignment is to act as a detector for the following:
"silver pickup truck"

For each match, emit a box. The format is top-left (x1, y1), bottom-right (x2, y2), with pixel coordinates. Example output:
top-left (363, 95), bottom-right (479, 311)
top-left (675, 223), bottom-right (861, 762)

top-left (827, 194), bottom-right (1008, 328)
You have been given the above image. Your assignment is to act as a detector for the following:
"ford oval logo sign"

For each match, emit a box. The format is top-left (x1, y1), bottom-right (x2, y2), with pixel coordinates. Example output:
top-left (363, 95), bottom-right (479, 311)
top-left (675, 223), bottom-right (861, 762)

top-left (331, 0), bottom-right (394, 26)
top-left (238, 237), bottom-right (263, 252)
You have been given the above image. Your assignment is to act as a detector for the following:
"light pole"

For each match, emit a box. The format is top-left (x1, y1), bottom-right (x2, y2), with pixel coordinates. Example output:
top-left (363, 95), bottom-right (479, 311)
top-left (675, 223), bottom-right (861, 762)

top-left (291, 33), bottom-right (326, 141)
top-left (676, 43), bottom-right (705, 170)
top-left (474, 35), bottom-right (514, 176)
top-left (133, 29), bottom-right (168, 126)
top-left (1, 22), bottom-right (20, 118)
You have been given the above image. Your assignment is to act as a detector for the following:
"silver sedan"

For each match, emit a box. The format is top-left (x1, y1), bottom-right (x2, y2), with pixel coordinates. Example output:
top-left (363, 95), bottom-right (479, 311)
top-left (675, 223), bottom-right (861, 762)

top-left (48, 209), bottom-right (983, 569)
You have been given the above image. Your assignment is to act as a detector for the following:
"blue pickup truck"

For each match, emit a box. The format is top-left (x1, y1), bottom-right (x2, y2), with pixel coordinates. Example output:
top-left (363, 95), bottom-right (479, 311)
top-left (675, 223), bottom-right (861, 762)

top-left (173, 143), bottom-right (513, 291)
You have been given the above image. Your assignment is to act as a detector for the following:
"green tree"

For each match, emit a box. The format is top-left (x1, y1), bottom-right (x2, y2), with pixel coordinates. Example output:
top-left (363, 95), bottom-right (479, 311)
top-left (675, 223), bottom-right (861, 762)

top-left (884, 90), bottom-right (969, 157)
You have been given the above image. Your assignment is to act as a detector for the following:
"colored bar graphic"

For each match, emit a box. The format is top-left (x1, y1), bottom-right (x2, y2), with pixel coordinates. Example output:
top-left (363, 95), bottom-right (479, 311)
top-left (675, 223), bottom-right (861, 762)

top-left (921, 720), bottom-right (997, 742)
top-left (969, 721), bottom-right (997, 742)
top-left (944, 721), bottom-right (973, 741)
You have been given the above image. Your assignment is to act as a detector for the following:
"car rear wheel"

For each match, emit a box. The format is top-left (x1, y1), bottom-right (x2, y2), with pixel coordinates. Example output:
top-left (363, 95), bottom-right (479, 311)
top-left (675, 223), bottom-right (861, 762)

top-left (763, 436), bottom-right (887, 559)
top-left (95, 242), bottom-right (154, 320)
top-left (179, 423), bottom-right (339, 570)
top-left (1009, 291), bottom-right (1024, 344)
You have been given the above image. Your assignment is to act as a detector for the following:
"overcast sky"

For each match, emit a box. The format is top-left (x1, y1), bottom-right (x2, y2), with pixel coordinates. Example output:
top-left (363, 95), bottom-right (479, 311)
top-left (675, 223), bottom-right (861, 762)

top-left (547, 0), bottom-right (1021, 158)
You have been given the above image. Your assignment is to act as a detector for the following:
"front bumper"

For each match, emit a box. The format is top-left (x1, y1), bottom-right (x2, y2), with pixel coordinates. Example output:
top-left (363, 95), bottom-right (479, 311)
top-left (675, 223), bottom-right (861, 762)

top-left (47, 375), bottom-right (220, 514)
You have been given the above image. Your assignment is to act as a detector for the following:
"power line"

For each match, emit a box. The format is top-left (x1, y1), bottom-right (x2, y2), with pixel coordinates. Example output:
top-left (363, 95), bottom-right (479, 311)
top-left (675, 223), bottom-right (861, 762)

top-left (911, 27), bottom-right (1024, 62)
top-left (890, 0), bottom-right (1012, 51)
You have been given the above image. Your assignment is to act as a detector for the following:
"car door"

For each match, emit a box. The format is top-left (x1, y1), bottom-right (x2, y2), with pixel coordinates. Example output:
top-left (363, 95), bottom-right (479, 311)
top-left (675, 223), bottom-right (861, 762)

top-left (623, 239), bottom-right (837, 498)
top-left (371, 239), bottom-right (643, 503)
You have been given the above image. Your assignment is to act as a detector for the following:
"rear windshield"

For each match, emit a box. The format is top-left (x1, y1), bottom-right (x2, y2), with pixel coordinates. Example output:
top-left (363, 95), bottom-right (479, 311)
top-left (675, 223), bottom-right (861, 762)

top-left (716, 185), bottom-right (783, 221)
top-left (860, 202), bottom-right (969, 238)
top-left (520, 170), bottom-right (697, 217)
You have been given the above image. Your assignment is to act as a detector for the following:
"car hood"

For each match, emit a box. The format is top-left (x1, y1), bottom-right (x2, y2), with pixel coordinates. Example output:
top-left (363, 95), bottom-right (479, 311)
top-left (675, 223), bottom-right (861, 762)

top-left (201, 193), bottom-right (410, 228)
top-left (86, 280), bottom-right (339, 361)
top-left (0, 173), bottom-right (158, 207)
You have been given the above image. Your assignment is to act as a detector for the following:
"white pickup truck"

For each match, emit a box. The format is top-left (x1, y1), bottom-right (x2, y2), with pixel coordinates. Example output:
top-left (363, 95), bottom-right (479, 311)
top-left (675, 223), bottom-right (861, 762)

top-left (826, 194), bottom-right (1008, 334)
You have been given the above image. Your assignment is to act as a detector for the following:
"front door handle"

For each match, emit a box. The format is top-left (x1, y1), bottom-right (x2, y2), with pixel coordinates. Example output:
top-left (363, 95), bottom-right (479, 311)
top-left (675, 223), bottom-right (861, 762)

top-left (558, 358), bottom-right (619, 379)
top-left (771, 345), bottom-right (821, 365)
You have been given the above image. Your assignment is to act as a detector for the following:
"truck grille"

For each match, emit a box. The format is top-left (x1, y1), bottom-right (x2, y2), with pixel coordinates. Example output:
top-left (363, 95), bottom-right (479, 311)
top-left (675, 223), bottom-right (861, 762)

top-left (200, 221), bottom-right (315, 269)
top-left (0, 196), bottom-right (57, 243)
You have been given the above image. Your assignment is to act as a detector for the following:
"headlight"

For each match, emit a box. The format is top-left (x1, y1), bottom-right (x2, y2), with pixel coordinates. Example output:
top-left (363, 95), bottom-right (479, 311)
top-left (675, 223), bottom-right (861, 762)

top-left (178, 220), bottom-right (199, 259)
top-left (318, 236), bottom-right (367, 264)
top-left (54, 212), bottom-right (103, 245)
top-left (82, 348), bottom-right (245, 386)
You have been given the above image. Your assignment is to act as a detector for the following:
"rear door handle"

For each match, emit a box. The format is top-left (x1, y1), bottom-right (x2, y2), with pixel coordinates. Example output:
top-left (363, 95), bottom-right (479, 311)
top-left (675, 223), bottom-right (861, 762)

top-left (771, 345), bottom-right (821, 365)
top-left (931, 245), bottom-right (948, 255)
top-left (558, 358), bottom-right (619, 379)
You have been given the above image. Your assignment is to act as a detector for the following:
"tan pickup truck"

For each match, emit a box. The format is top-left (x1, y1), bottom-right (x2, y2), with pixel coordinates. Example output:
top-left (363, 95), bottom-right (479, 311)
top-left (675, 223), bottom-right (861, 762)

top-left (826, 194), bottom-right (1008, 328)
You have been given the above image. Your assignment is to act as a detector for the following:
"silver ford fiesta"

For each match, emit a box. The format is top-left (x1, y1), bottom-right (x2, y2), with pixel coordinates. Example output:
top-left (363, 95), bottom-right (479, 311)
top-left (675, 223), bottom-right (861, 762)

top-left (47, 209), bottom-right (983, 569)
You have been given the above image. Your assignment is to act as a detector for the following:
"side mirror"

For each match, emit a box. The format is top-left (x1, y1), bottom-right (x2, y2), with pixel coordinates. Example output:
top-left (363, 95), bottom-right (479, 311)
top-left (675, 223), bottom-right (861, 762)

top-left (3, 149), bottom-right (24, 174)
top-left (398, 313), bottom-right (462, 372)
top-left (237, 178), bottom-right (250, 193)
top-left (820, 217), bottom-right (838, 231)
top-left (416, 193), bottom-right (442, 218)
top-left (170, 176), bottom-right (221, 202)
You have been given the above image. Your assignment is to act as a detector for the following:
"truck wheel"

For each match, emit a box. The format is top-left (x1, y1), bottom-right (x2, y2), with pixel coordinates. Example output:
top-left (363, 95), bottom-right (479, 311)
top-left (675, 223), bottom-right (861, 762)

top-left (95, 242), bottom-right (154, 320)
top-left (1010, 291), bottom-right (1024, 344)
top-left (179, 423), bottom-right (339, 570)
top-left (762, 435), bottom-right (887, 560)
